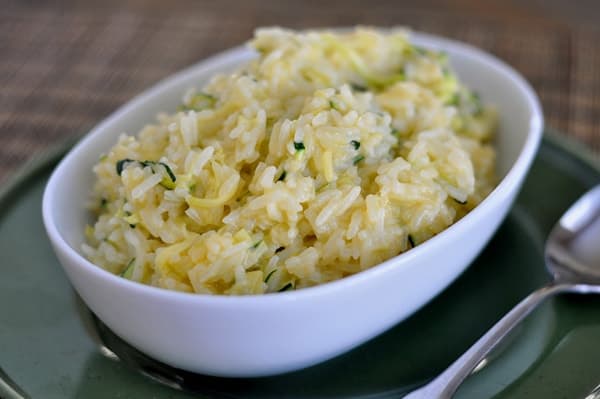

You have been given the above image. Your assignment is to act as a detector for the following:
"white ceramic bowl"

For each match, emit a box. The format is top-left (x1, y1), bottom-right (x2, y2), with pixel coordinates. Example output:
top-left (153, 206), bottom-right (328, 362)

top-left (42, 31), bottom-right (543, 377)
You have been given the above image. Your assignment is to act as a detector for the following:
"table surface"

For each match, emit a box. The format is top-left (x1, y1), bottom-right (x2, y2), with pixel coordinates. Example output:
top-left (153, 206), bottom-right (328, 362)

top-left (1, 0), bottom-right (599, 182)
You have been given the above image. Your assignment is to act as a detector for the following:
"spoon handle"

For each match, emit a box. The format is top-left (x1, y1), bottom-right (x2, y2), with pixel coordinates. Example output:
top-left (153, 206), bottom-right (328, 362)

top-left (584, 382), bottom-right (600, 399)
top-left (404, 283), bottom-right (573, 399)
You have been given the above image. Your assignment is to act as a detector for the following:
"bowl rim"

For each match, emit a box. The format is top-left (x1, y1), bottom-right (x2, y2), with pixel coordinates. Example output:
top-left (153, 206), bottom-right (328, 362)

top-left (42, 30), bottom-right (544, 307)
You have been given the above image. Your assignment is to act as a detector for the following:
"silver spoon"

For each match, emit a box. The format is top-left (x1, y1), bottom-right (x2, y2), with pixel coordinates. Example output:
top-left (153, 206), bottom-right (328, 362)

top-left (585, 383), bottom-right (600, 399)
top-left (405, 184), bottom-right (600, 399)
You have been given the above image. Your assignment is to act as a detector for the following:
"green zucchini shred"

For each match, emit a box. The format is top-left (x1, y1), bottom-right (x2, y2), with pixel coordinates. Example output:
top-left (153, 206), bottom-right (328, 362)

top-left (116, 159), bottom-right (134, 176)
top-left (350, 83), bottom-right (368, 92)
top-left (353, 155), bottom-right (365, 165)
top-left (275, 246), bottom-right (285, 253)
top-left (316, 182), bottom-right (330, 193)
top-left (178, 92), bottom-right (217, 112)
top-left (470, 92), bottom-right (483, 115)
top-left (116, 159), bottom-right (177, 190)
top-left (121, 258), bottom-right (135, 279)
top-left (264, 269), bottom-right (278, 283)
top-left (414, 46), bottom-right (428, 56)
top-left (327, 39), bottom-right (405, 90)
top-left (277, 170), bottom-right (287, 182)
top-left (446, 92), bottom-right (460, 106)
top-left (278, 282), bottom-right (294, 292)
top-left (293, 141), bottom-right (305, 151)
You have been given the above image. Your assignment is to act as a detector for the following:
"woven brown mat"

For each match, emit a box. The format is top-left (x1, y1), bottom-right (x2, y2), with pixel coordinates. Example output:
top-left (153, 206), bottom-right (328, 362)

top-left (1, 1), bottom-right (599, 182)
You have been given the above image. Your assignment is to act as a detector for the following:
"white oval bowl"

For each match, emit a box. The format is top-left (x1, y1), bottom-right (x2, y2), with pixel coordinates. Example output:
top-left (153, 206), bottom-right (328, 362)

top-left (42, 31), bottom-right (543, 377)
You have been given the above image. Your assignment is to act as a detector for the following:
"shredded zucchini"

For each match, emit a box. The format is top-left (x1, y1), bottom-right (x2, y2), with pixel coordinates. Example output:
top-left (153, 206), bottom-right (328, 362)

top-left (116, 159), bottom-right (177, 190)
top-left (121, 258), bottom-right (135, 279)
top-left (178, 92), bottom-right (217, 112)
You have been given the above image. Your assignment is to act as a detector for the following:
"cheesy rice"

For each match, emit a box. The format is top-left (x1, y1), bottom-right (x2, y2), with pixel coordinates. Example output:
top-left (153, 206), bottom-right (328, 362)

top-left (82, 27), bottom-right (497, 295)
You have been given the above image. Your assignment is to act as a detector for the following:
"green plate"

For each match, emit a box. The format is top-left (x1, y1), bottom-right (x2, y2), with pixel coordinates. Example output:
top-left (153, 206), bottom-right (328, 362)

top-left (1, 132), bottom-right (599, 399)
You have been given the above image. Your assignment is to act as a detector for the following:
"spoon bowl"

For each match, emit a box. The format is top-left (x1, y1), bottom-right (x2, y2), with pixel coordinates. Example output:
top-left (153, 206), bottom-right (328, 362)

top-left (546, 185), bottom-right (600, 284)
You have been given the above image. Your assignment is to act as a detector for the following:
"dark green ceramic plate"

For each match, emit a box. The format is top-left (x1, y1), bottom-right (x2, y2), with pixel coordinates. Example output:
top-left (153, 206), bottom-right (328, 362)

top-left (0, 132), bottom-right (599, 399)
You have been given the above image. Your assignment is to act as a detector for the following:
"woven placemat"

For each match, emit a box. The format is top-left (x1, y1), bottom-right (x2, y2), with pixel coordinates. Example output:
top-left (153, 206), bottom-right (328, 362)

top-left (1, 1), bottom-right (599, 182)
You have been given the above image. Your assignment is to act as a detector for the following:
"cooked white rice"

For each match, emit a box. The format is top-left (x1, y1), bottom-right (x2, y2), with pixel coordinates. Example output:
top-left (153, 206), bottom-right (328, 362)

top-left (82, 27), bottom-right (497, 295)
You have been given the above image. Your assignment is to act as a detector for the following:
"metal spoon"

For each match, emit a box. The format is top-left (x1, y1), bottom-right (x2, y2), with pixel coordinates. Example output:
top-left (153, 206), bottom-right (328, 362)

top-left (405, 185), bottom-right (600, 398)
top-left (585, 383), bottom-right (600, 399)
